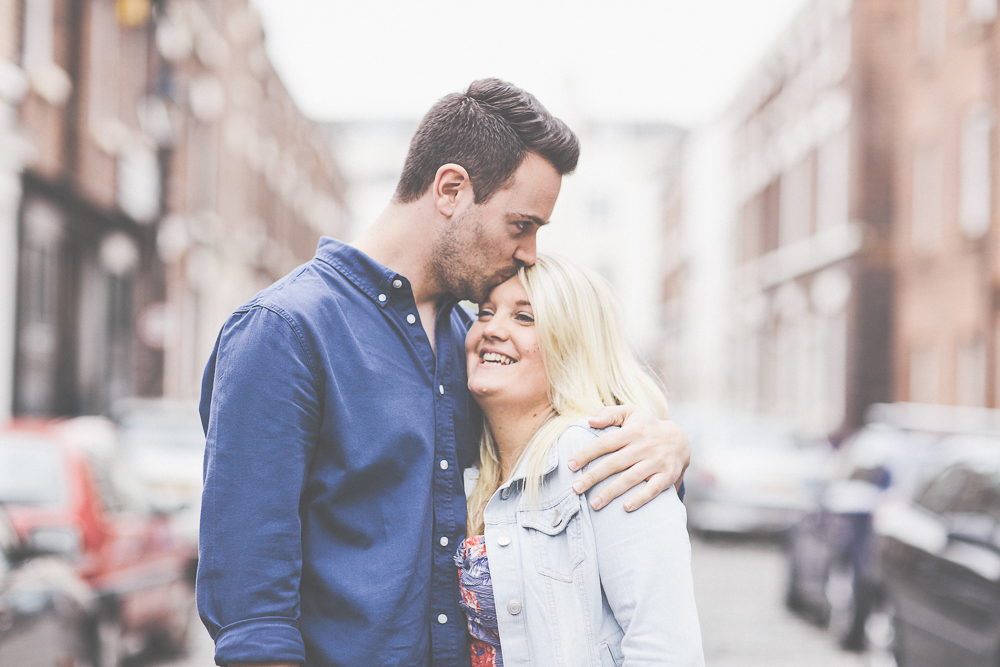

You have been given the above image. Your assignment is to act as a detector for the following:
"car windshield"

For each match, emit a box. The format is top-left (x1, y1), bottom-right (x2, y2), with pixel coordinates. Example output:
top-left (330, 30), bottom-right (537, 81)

top-left (118, 412), bottom-right (205, 450)
top-left (0, 435), bottom-right (67, 506)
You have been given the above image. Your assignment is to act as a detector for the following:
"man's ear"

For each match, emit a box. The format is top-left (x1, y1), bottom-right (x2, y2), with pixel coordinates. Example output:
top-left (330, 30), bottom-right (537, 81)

top-left (433, 163), bottom-right (473, 217)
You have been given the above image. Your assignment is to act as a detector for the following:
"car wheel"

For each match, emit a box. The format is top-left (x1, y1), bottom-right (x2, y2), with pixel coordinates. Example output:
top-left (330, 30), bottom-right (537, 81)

top-left (825, 562), bottom-right (865, 650)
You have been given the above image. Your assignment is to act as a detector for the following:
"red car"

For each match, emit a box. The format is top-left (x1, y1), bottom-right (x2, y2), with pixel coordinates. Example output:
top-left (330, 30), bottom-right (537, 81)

top-left (0, 417), bottom-right (198, 666)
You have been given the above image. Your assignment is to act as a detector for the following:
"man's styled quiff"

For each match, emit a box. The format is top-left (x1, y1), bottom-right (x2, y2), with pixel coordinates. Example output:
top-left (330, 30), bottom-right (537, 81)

top-left (394, 78), bottom-right (580, 204)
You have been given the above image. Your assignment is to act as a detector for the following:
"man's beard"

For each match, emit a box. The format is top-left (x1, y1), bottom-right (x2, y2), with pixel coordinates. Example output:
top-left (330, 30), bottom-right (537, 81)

top-left (431, 210), bottom-right (518, 303)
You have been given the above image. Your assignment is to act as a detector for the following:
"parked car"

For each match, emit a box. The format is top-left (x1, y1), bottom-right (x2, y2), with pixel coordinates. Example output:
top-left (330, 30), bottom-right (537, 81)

top-left (671, 404), bottom-right (830, 536)
top-left (113, 399), bottom-right (205, 510)
top-left (0, 505), bottom-right (96, 667)
top-left (0, 417), bottom-right (198, 666)
top-left (785, 423), bottom-right (940, 649)
top-left (113, 399), bottom-right (205, 547)
top-left (874, 434), bottom-right (1000, 667)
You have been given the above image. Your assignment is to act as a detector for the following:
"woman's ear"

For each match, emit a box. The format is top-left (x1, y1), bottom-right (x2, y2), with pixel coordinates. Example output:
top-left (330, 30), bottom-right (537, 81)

top-left (433, 163), bottom-right (473, 217)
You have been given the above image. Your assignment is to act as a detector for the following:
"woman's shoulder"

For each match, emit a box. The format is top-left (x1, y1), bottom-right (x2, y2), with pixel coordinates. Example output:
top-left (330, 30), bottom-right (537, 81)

top-left (553, 417), bottom-right (619, 458)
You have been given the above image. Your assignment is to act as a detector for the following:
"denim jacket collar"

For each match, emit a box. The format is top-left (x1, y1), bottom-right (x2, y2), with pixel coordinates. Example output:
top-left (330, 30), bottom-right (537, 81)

top-left (498, 444), bottom-right (560, 493)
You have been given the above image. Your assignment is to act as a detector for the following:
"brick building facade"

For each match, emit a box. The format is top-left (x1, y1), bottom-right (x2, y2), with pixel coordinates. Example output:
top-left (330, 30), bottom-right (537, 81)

top-left (729, 0), bottom-right (897, 434)
top-left (892, 0), bottom-right (1000, 409)
top-left (0, 0), bottom-right (346, 417)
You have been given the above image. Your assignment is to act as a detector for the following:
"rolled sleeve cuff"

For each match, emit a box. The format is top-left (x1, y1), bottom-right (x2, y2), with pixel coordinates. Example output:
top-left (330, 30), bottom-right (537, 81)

top-left (213, 617), bottom-right (306, 666)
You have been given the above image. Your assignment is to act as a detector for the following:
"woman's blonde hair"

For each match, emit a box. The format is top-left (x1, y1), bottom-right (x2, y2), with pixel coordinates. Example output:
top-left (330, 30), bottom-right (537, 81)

top-left (466, 254), bottom-right (669, 534)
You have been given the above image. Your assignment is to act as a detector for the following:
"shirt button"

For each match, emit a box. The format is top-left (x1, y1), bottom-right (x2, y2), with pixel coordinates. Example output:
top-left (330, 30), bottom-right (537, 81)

top-left (507, 600), bottom-right (522, 615)
top-left (497, 534), bottom-right (511, 547)
top-left (440, 536), bottom-right (449, 547)
top-left (378, 293), bottom-right (386, 302)
top-left (439, 384), bottom-right (445, 395)
top-left (500, 488), bottom-right (510, 500)
top-left (439, 459), bottom-right (449, 470)
top-left (392, 279), bottom-right (403, 289)
top-left (437, 614), bottom-right (448, 624)
top-left (406, 314), bottom-right (416, 324)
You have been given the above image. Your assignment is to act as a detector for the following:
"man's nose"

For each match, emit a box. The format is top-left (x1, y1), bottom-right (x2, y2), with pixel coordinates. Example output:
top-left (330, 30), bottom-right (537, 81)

top-left (513, 233), bottom-right (537, 267)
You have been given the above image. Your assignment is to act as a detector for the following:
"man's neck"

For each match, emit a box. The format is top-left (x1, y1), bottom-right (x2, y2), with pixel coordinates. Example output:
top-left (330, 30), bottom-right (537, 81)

top-left (352, 200), bottom-right (449, 352)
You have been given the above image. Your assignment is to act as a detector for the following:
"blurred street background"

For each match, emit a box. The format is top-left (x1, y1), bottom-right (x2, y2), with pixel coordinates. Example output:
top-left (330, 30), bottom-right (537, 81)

top-left (4, 0), bottom-right (1000, 665)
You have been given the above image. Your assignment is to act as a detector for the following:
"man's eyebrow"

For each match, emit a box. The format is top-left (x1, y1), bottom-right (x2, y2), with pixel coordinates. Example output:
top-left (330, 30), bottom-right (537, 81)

top-left (507, 213), bottom-right (548, 227)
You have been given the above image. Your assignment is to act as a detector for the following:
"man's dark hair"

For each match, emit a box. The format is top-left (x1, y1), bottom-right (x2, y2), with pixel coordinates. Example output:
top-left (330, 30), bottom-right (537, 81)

top-left (394, 78), bottom-right (580, 205)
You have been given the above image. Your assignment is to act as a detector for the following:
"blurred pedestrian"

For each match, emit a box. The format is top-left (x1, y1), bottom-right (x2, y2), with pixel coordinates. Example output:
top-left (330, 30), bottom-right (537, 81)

top-left (196, 79), bottom-right (691, 667)
top-left (459, 255), bottom-right (704, 666)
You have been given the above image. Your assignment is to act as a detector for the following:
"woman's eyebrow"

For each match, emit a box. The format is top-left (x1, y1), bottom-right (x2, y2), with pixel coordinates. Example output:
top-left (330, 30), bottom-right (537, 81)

top-left (515, 300), bottom-right (532, 307)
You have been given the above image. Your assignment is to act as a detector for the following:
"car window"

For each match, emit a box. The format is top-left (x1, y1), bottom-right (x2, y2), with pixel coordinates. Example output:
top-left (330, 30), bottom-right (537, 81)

top-left (87, 452), bottom-right (150, 514)
top-left (949, 469), bottom-right (1000, 520)
top-left (915, 465), bottom-right (973, 515)
top-left (0, 436), bottom-right (67, 506)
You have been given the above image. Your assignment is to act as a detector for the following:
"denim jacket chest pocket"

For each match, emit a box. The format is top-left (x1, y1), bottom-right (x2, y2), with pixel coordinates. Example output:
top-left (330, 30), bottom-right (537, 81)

top-left (516, 489), bottom-right (584, 582)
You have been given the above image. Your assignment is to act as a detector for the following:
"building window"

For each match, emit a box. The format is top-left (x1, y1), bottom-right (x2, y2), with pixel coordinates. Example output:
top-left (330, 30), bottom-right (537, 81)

top-left (816, 130), bottom-right (849, 232)
top-left (910, 346), bottom-right (941, 404)
top-left (919, 0), bottom-right (948, 59)
top-left (960, 104), bottom-right (993, 240)
top-left (957, 337), bottom-right (987, 407)
top-left (912, 145), bottom-right (944, 255)
top-left (968, 0), bottom-right (998, 23)
top-left (21, 0), bottom-right (54, 71)
top-left (779, 155), bottom-right (814, 246)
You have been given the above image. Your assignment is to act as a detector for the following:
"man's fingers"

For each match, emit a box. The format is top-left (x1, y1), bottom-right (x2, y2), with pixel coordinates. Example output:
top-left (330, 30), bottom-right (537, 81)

top-left (567, 427), bottom-right (629, 471)
top-left (622, 472), bottom-right (670, 512)
top-left (585, 460), bottom-right (657, 510)
top-left (587, 404), bottom-right (635, 430)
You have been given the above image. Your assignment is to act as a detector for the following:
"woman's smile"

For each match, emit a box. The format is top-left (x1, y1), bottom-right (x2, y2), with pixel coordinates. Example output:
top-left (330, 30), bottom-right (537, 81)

top-left (466, 276), bottom-right (549, 412)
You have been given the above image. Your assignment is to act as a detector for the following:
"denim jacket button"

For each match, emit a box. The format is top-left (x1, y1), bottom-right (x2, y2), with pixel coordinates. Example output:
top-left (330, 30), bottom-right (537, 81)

top-left (551, 510), bottom-right (561, 527)
top-left (500, 488), bottom-right (510, 500)
top-left (507, 600), bottom-right (522, 615)
top-left (497, 534), bottom-right (511, 547)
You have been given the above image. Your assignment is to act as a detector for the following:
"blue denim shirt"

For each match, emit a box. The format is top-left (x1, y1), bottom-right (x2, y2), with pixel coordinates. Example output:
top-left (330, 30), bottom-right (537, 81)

top-left (198, 237), bottom-right (478, 667)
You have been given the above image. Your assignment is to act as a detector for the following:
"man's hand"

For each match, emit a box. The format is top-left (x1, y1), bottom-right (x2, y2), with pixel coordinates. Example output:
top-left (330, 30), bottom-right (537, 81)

top-left (567, 405), bottom-right (690, 512)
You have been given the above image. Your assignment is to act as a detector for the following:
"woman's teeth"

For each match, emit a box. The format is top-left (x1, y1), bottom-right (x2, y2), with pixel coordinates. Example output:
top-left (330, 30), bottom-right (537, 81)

top-left (482, 351), bottom-right (515, 365)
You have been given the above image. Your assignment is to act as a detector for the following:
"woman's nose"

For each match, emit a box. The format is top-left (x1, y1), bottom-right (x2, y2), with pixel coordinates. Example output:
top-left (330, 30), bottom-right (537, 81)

top-left (482, 318), bottom-right (509, 340)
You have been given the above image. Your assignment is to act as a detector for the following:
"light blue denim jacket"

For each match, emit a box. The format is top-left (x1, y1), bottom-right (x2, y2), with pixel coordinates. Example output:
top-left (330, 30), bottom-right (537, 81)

top-left (482, 420), bottom-right (705, 666)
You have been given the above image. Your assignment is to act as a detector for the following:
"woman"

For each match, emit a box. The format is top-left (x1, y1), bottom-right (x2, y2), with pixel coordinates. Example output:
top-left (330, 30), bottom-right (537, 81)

top-left (456, 255), bottom-right (704, 667)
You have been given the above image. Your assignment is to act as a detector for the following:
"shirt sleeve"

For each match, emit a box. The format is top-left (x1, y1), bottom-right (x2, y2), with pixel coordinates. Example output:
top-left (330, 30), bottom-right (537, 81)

top-left (569, 426), bottom-right (705, 666)
top-left (197, 304), bottom-right (322, 666)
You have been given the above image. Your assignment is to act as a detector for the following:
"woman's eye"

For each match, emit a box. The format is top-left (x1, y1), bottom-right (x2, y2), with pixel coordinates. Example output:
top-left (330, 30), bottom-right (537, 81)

top-left (477, 309), bottom-right (494, 320)
top-left (514, 312), bottom-right (534, 324)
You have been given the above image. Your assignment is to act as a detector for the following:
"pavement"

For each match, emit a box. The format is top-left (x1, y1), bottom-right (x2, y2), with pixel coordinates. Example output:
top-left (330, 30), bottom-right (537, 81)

top-left (155, 534), bottom-right (881, 666)
top-left (692, 534), bottom-right (872, 667)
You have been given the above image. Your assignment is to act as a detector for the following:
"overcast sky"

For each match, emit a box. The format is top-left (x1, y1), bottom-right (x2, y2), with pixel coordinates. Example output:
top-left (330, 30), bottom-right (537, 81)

top-left (248, 0), bottom-right (809, 126)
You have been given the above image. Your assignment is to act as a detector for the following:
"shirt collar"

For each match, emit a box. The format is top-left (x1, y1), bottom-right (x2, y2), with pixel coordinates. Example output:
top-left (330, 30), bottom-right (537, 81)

top-left (314, 236), bottom-right (457, 311)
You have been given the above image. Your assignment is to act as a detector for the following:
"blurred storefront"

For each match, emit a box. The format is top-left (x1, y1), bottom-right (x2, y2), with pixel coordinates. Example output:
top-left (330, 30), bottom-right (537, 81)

top-left (0, 0), bottom-right (347, 418)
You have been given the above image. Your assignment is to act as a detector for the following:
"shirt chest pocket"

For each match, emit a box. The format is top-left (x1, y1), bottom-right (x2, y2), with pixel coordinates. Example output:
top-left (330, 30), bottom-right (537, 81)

top-left (517, 491), bottom-right (584, 583)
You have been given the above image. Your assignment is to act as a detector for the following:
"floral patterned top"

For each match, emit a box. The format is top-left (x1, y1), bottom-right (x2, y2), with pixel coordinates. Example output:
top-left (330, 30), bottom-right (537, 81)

top-left (454, 534), bottom-right (503, 667)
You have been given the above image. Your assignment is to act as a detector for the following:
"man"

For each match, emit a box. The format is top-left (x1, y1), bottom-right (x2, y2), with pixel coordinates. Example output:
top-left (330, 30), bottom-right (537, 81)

top-left (198, 79), bottom-right (690, 667)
